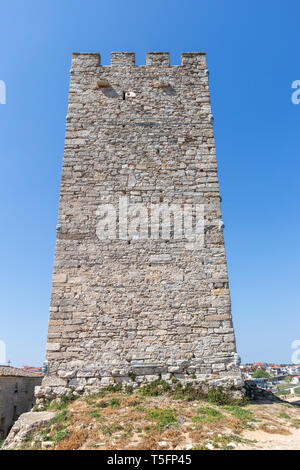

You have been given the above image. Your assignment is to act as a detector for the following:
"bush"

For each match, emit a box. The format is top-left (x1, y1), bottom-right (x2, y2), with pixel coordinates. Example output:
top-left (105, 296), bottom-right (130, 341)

top-left (170, 383), bottom-right (248, 406)
top-left (110, 398), bottom-right (120, 408)
top-left (89, 409), bottom-right (100, 418)
top-left (53, 429), bottom-right (69, 444)
top-left (128, 372), bottom-right (136, 381)
top-left (42, 391), bottom-right (77, 411)
top-left (223, 406), bottom-right (253, 423)
top-left (192, 407), bottom-right (224, 423)
top-left (50, 409), bottom-right (71, 425)
top-left (147, 409), bottom-right (177, 430)
top-left (252, 369), bottom-right (270, 379)
top-left (139, 380), bottom-right (170, 397)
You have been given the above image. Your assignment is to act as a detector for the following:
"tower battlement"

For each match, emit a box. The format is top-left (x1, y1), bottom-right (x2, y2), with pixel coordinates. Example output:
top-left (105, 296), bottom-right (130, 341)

top-left (71, 51), bottom-right (207, 70)
top-left (37, 51), bottom-right (242, 401)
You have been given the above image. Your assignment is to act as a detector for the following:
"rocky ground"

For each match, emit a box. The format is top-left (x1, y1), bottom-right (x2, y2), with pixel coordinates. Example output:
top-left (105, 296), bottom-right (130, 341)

top-left (2, 382), bottom-right (300, 450)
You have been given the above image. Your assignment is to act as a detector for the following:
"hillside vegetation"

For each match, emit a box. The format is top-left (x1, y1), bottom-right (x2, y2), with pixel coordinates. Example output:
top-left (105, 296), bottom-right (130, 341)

top-left (5, 381), bottom-right (300, 450)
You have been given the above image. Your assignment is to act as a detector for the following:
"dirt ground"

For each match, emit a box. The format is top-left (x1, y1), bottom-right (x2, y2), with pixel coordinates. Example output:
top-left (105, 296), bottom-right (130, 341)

top-left (239, 398), bottom-right (300, 450)
top-left (13, 388), bottom-right (300, 451)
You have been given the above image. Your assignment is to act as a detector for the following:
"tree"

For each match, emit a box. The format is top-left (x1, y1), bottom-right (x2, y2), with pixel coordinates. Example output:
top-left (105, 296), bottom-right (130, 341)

top-left (252, 369), bottom-right (270, 379)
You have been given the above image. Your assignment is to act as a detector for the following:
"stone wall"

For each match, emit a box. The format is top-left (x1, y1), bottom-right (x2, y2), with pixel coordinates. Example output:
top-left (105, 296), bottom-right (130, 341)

top-left (39, 52), bottom-right (242, 399)
top-left (0, 376), bottom-right (42, 438)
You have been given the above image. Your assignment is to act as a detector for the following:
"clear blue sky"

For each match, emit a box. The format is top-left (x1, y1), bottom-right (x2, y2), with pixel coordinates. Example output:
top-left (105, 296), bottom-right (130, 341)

top-left (0, 0), bottom-right (299, 367)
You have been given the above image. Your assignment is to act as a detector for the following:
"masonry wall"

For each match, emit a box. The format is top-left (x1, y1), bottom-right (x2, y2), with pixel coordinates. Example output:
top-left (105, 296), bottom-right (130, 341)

top-left (0, 376), bottom-right (42, 438)
top-left (39, 52), bottom-right (242, 398)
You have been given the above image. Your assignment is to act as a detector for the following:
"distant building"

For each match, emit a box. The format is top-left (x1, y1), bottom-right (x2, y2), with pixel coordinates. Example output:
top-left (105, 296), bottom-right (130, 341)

top-left (291, 376), bottom-right (300, 385)
top-left (266, 365), bottom-right (282, 376)
top-left (0, 366), bottom-right (43, 439)
top-left (22, 365), bottom-right (42, 374)
top-left (253, 362), bottom-right (267, 370)
top-left (288, 365), bottom-right (300, 375)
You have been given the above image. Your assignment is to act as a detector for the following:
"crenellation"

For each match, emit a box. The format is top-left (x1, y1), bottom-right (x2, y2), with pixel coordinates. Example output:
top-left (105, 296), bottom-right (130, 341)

top-left (146, 52), bottom-right (170, 66)
top-left (69, 51), bottom-right (208, 69)
top-left (71, 52), bottom-right (101, 70)
top-left (110, 52), bottom-right (135, 66)
top-left (181, 52), bottom-right (207, 67)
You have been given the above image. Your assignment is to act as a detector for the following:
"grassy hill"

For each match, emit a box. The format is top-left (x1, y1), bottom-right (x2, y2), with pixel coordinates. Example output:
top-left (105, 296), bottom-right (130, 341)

top-left (4, 380), bottom-right (300, 450)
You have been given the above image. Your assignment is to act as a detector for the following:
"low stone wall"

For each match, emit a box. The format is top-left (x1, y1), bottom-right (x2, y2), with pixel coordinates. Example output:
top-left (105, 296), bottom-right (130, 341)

top-left (35, 368), bottom-right (243, 407)
top-left (0, 376), bottom-right (42, 439)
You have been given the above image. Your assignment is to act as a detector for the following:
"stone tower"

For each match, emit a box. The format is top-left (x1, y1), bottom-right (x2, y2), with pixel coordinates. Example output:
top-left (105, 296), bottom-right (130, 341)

top-left (38, 52), bottom-right (242, 399)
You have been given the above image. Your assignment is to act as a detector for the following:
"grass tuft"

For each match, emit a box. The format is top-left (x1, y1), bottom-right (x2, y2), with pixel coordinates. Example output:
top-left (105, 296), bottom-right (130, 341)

top-left (192, 406), bottom-right (224, 423)
top-left (279, 412), bottom-right (291, 419)
top-left (50, 409), bottom-right (71, 425)
top-left (147, 408), bottom-right (177, 430)
top-left (223, 406), bottom-right (253, 423)
top-left (110, 398), bottom-right (120, 408)
top-left (53, 429), bottom-right (69, 444)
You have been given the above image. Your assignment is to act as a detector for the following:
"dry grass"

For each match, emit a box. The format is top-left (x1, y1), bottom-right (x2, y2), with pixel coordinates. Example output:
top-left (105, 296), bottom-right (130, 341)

top-left (20, 390), bottom-right (300, 450)
top-left (57, 429), bottom-right (88, 450)
top-left (259, 424), bottom-right (291, 435)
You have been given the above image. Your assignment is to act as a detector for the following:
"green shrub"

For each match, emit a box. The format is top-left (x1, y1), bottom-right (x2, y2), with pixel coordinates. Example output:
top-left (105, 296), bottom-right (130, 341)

top-left (223, 406), bottom-right (253, 423)
top-left (139, 380), bottom-right (170, 397)
top-left (110, 398), bottom-right (120, 408)
top-left (53, 429), bottom-right (69, 444)
top-left (105, 383), bottom-right (122, 393)
top-left (89, 409), bottom-right (101, 418)
top-left (50, 409), bottom-right (71, 425)
top-left (252, 369), bottom-right (270, 379)
top-left (170, 383), bottom-right (247, 406)
top-left (207, 388), bottom-right (247, 406)
top-left (192, 444), bottom-right (207, 450)
top-left (279, 412), bottom-right (290, 419)
top-left (100, 424), bottom-right (119, 436)
top-left (192, 407), bottom-right (224, 423)
top-left (128, 372), bottom-right (136, 381)
top-left (42, 392), bottom-right (77, 411)
top-left (147, 408), bottom-right (177, 430)
top-left (24, 433), bottom-right (33, 442)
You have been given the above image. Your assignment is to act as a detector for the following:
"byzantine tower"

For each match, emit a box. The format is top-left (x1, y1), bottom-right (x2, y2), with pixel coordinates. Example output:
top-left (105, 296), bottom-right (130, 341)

top-left (37, 52), bottom-right (242, 399)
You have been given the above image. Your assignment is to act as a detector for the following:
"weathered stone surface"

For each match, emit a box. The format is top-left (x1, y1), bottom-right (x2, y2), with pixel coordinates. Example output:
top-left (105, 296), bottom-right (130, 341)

top-left (0, 367), bottom-right (42, 439)
top-left (39, 51), bottom-right (242, 397)
top-left (2, 412), bottom-right (55, 449)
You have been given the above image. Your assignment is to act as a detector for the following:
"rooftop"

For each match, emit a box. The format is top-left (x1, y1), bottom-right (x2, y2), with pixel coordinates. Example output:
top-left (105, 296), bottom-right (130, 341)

top-left (0, 365), bottom-right (43, 378)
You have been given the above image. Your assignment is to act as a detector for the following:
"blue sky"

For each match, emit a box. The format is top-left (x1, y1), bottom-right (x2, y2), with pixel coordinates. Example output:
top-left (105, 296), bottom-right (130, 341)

top-left (0, 0), bottom-right (299, 367)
